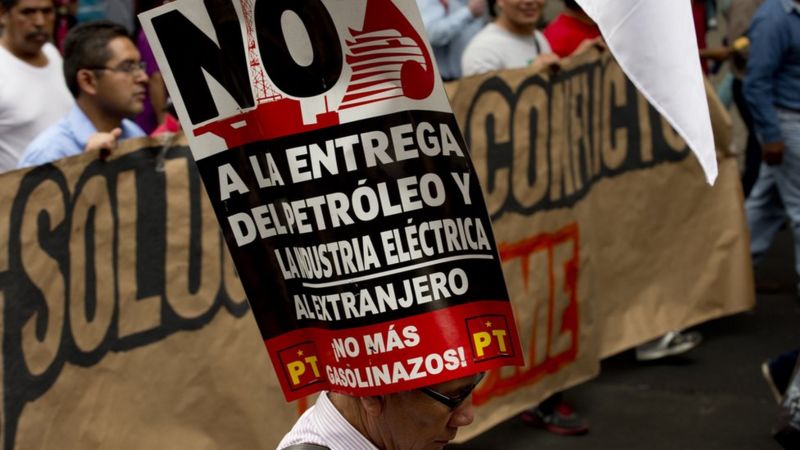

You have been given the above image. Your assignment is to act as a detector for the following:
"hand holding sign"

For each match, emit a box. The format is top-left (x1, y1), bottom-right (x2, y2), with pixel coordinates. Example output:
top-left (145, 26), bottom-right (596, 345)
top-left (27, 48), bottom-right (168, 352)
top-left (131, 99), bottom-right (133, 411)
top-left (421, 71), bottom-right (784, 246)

top-left (85, 127), bottom-right (123, 160)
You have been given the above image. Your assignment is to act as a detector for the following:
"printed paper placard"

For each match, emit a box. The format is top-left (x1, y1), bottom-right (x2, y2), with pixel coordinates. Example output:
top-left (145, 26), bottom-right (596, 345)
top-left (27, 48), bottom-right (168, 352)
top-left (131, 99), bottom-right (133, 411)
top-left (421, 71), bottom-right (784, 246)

top-left (140, 0), bottom-right (524, 400)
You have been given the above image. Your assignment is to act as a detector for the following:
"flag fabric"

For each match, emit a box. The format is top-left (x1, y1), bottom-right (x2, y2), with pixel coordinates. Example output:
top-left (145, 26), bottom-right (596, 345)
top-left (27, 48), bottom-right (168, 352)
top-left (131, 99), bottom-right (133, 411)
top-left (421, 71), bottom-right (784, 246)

top-left (576, 0), bottom-right (718, 185)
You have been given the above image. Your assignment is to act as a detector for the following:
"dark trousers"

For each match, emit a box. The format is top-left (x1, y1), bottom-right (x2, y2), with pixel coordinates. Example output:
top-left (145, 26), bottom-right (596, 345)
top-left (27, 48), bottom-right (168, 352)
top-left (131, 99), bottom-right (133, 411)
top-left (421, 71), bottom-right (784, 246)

top-left (538, 392), bottom-right (564, 415)
top-left (733, 78), bottom-right (762, 197)
top-left (772, 349), bottom-right (800, 392)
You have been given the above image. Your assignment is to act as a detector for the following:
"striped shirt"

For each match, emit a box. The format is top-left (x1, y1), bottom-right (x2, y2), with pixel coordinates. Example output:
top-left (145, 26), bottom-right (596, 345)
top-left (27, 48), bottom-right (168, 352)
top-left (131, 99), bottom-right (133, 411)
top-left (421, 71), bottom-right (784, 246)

top-left (277, 392), bottom-right (378, 450)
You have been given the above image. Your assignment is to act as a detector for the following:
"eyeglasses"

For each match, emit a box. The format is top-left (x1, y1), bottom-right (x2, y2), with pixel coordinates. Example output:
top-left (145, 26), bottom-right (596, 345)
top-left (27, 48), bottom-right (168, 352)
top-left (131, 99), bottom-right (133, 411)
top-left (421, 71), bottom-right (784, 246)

top-left (419, 372), bottom-right (486, 410)
top-left (87, 61), bottom-right (147, 75)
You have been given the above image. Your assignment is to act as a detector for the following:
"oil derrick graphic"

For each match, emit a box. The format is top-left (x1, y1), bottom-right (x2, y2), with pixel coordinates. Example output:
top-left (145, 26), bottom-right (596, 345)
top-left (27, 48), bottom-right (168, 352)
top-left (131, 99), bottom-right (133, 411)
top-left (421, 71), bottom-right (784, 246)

top-left (193, 0), bottom-right (339, 148)
top-left (192, 0), bottom-right (434, 148)
top-left (240, 0), bottom-right (280, 103)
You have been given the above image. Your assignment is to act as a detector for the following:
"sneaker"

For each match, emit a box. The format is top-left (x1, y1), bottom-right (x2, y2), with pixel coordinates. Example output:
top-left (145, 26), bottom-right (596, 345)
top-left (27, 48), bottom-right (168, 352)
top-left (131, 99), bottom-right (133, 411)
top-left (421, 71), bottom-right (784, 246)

top-left (762, 361), bottom-right (786, 403)
top-left (761, 352), bottom-right (798, 404)
top-left (635, 330), bottom-right (702, 361)
top-left (520, 402), bottom-right (589, 436)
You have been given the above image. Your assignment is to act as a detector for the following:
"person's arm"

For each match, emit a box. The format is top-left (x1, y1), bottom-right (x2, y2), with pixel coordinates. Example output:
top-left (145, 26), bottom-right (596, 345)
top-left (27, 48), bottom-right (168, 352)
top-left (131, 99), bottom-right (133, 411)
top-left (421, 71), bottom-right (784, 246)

top-left (530, 52), bottom-right (561, 73)
top-left (699, 45), bottom-right (732, 61)
top-left (530, 32), bottom-right (561, 72)
top-left (16, 144), bottom-right (46, 169)
top-left (419, 0), bottom-right (485, 46)
top-left (743, 6), bottom-right (788, 163)
top-left (84, 128), bottom-right (122, 160)
top-left (17, 134), bottom-right (70, 169)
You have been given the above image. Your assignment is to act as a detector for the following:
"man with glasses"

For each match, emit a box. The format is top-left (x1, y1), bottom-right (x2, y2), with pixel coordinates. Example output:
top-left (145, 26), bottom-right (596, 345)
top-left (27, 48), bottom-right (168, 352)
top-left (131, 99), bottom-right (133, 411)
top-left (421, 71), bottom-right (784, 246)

top-left (278, 372), bottom-right (484, 449)
top-left (17, 20), bottom-right (147, 167)
top-left (0, 0), bottom-right (73, 171)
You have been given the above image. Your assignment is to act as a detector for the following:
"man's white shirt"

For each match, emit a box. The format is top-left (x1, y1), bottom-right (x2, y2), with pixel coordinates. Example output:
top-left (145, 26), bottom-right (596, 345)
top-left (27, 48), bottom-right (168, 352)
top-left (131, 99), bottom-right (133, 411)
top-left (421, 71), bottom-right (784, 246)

top-left (0, 43), bottom-right (73, 171)
top-left (277, 392), bottom-right (378, 450)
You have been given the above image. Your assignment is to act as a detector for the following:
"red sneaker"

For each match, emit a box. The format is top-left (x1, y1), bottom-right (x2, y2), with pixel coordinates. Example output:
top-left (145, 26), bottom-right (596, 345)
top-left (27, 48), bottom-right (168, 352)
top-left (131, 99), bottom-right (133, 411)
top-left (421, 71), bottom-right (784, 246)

top-left (520, 402), bottom-right (589, 436)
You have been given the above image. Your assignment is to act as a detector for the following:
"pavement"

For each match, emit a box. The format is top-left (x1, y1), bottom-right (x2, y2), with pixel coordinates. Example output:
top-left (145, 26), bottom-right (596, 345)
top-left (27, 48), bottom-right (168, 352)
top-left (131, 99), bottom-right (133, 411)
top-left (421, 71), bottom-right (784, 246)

top-left (452, 228), bottom-right (799, 450)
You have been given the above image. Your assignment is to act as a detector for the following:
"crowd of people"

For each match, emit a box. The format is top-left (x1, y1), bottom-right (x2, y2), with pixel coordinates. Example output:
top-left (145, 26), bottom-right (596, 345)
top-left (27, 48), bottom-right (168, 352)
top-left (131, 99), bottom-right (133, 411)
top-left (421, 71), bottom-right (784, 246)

top-left (0, 0), bottom-right (798, 448)
top-left (0, 0), bottom-right (172, 174)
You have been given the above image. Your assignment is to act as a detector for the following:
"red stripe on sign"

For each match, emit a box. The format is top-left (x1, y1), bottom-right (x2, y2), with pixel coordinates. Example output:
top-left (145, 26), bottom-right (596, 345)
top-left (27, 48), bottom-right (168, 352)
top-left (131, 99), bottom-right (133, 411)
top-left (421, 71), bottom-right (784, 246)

top-left (265, 300), bottom-right (524, 402)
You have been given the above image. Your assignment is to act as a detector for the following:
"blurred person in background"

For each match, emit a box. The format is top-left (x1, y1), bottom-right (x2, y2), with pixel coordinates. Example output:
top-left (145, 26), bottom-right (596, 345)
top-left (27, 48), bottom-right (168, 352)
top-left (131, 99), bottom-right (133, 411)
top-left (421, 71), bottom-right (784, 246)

top-left (743, 0), bottom-right (800, 296)
top-left (134, 0), bottom-right (168, 134)
top-left (742, 1), bottom-right (800, 430)
top-left (727, 0), bottom-right (765, 196)
top-left (724, 0), bottom-right (764, 198)
top-left (418, 0), bottom-right (489, 81)
top-left (0, 0), bottom-right (73, 171)
top-left (461, 0), bottom-right (559, 76)
top-left (75, 0), bottom-right (133, 33)
top-left (53, 0), bottom-right (77, 50)
top-left (17, 20), bottom-right (147, 167)
top-left (542, 0), bottom-right (601, 58)
top-left (697, 0), bottom-right (765, 195)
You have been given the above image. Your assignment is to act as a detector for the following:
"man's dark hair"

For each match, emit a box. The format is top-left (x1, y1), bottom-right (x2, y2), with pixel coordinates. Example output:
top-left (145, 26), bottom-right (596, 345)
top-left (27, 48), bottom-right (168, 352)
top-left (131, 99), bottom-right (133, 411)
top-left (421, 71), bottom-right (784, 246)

top-left (62, 20), bottom-right (130, 97)
top-left (564, 0), bottom-right (582, 11)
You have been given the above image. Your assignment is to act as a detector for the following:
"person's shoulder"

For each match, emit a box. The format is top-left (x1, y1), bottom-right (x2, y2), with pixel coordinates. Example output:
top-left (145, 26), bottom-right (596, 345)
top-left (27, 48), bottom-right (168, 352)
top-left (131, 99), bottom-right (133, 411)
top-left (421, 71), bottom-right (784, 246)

top-left (529, 29), bottom-right (550, 52)
top-left (462, 32), bottom-right (506, 76)
top-left (120, 119), bottom-right (147, 139)
top-left (17, 119), bottom-right (76, 168)
top-left (277, 403), bottom-right (326, 449)
top-left (0, 57), bottom-right (6, 96)
top-left (465, 23), bottom-right (505, 49)
top-left (756, 0), bottom-right (785, 17)
top-left (41, 43), bottom-right (62, 59)
top-left (476, 22), bottom-right (505, 38)
top-left (0, 47), bottom-right (13, 86)
top-left (0, 44), bottom-right (13, 65)
top-left (751, 0), bottom-right (792, 30)
top-left (41, 43), bottom-right (64, 67)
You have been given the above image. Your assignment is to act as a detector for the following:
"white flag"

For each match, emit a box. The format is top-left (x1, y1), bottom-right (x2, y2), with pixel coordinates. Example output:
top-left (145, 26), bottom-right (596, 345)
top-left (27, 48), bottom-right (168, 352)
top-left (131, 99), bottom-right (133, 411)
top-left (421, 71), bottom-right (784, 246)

top-left (576, 0), bottom-right (718, 185)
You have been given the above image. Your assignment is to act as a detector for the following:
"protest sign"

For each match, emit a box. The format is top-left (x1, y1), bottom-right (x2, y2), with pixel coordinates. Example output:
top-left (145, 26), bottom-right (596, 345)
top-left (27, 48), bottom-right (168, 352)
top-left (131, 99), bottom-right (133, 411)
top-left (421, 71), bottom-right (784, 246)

top-left (139, 0), bottom-right (524, 400)
top-left (0, 52), bottom-right (753, 448)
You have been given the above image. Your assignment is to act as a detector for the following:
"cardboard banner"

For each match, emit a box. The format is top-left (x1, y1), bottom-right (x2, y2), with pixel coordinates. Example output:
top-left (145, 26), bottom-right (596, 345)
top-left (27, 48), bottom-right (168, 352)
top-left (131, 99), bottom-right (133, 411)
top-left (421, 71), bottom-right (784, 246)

top-left (0, 53), bottom-right (753, 448)
top-left (139, 0), bottom-right (523, 401)
top-left (0, 143), bottom-right (289, 450)
top-left (447, 52), bottom-right (754, 439)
